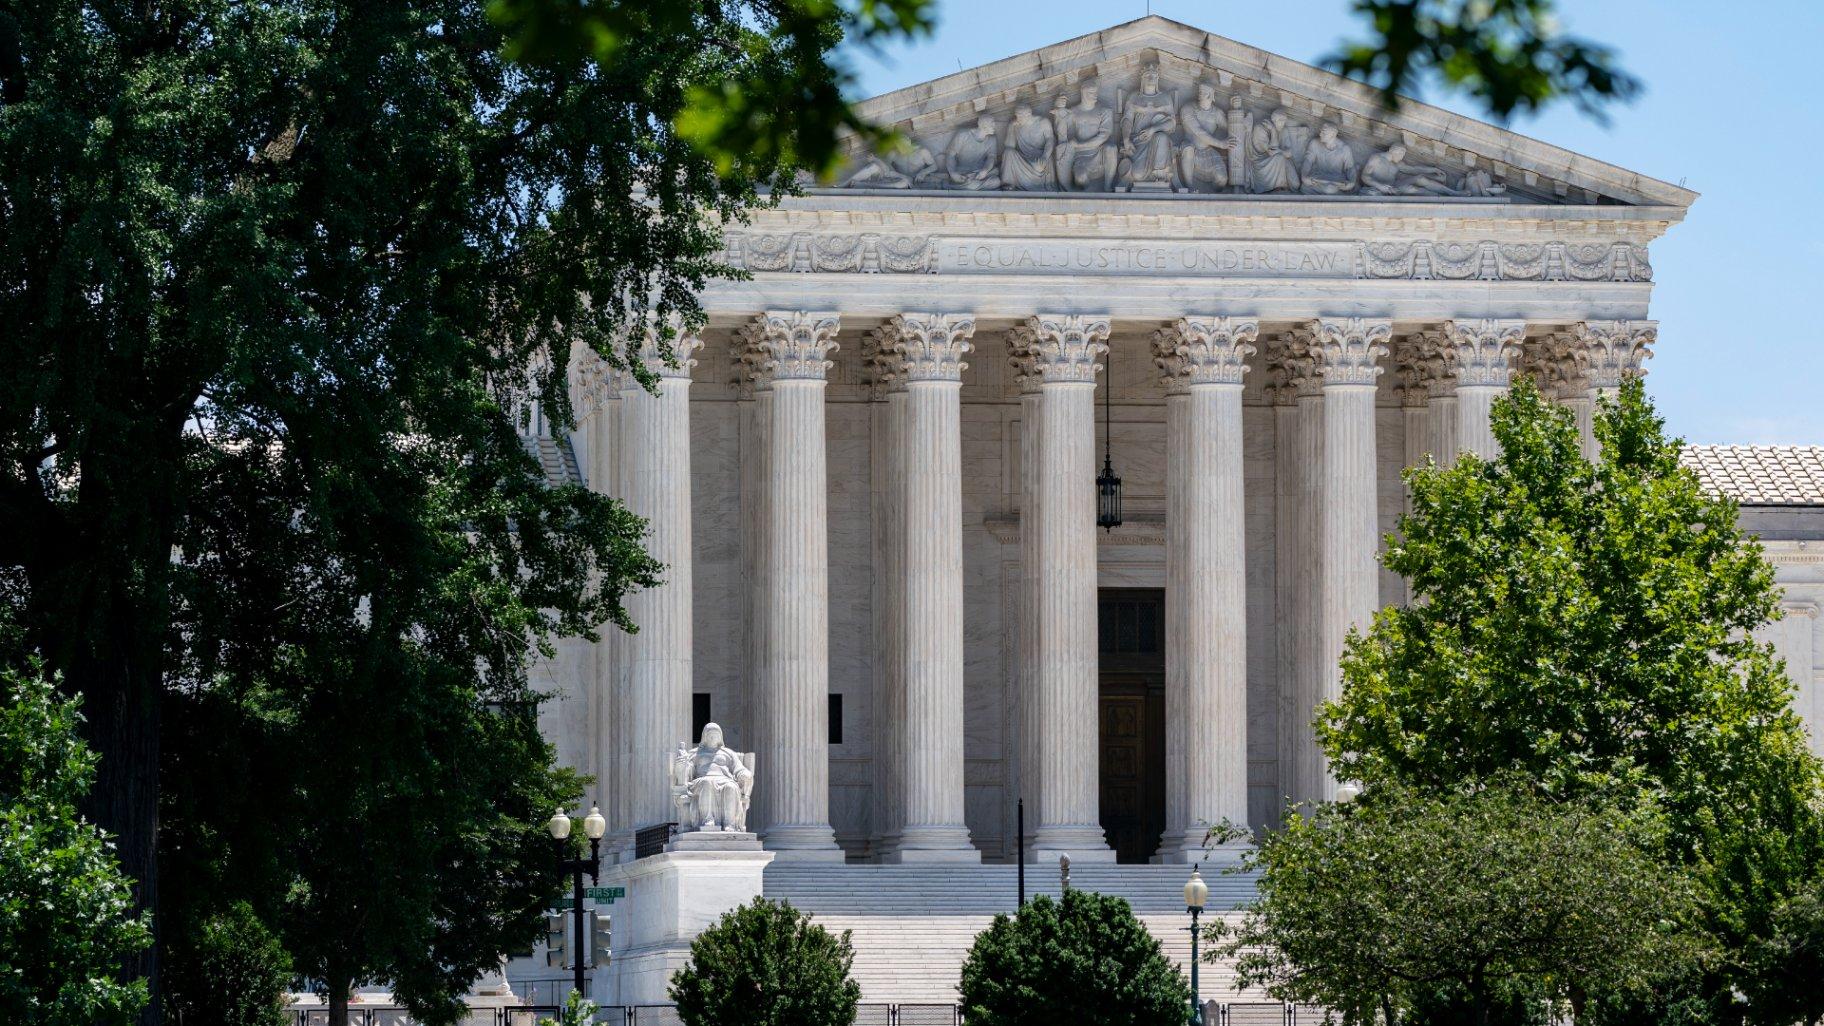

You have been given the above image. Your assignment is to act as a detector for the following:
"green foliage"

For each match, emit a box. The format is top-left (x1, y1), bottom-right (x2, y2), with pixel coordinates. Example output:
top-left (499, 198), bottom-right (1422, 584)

top-left (488, 0), bottom-right (938, 177)
top-left (1741, 877), bottom-right (1824, 1026)
top-left (1215, 781), bottom-right (1708, 1025)
top-left (163, 901), bottom-right (293, 1026)
top-left (1326, 0), bottom-right (1642, 121)
top-left (668, 898), bottom-right (861, 1026)
top-left (1317, 378), bottom-right (1824, 1014)
top-left (537, 990), bottom-right (598, 1026)
top-left (0, 665), bottom-right (151, 1026)
top-left (959, 887), bottom-right (1192, 1026)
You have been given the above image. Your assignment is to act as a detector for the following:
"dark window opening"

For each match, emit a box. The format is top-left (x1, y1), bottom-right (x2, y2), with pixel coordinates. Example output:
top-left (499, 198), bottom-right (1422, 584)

top-left (692, 693), bottom-right (712, 740)
top-left (828, 694), bottom-right (843, 745)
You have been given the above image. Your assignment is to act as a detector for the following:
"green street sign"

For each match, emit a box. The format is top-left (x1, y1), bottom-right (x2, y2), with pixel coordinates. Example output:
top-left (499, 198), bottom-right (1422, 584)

top-left (585, 886), bottom-right (625, 904)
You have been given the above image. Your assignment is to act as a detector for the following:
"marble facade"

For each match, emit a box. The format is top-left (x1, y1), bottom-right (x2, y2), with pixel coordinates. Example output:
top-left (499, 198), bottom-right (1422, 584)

top-left (518, 21), bottom-right (1824, 1001)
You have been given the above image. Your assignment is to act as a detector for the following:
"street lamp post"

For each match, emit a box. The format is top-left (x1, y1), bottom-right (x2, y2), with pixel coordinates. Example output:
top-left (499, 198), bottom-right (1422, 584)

top-left (1185, 865), bottom-right (1208, 1026)
top-left (547, 803), bottom-right (607, 998)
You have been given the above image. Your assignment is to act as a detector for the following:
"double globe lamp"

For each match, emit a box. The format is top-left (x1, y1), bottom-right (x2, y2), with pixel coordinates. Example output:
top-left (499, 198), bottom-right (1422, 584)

top-left (546, 803), bottom-right (607, 996)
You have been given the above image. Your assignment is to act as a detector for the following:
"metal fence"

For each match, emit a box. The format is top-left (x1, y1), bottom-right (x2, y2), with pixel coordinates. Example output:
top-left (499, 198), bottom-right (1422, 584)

top-left (292, 1003), bottom-right (1324, 1025)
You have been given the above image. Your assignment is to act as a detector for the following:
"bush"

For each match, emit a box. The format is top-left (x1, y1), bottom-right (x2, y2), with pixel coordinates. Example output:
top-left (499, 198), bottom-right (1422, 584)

top-left (959, 887), bottom-right (1192, 1026)
top-left (669, 897), bottom-right (861, 1026)
top-left (0, 665), bottom-right (152, 1025)
top-left (165, 901), bottom-right (294, 1026)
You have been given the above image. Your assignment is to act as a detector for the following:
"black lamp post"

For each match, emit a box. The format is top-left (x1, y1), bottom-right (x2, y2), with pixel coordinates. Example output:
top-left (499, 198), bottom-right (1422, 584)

top-left (546, 804), bottom-right (607, 998)
top-left (1096, 367), bottom-right (1122, 531)
top-left (1185, 865), bottom-right (1208, 1026)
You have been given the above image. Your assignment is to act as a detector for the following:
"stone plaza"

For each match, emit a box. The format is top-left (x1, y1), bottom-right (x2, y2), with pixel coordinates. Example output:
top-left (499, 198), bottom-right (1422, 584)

top-left (504, 15), bottom-right (1824, 1008)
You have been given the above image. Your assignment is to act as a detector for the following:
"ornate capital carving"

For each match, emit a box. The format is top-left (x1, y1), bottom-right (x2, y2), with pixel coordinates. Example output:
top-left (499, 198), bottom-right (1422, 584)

top-left (1024, 315), bottom-right (1111, 384)
top-left (862, 327), bottom-right (907, 399)
top-left (887, 313), bottom-right (976, 382)
top-left (1263, 331), bottom-right (1321, 404)
top-left (1311, 318), bottom-right (1392, 387)
top-left (1390, 335), bottom-right (1430, 406)
top-left (1444, 319), bottom-right (1526, 388)
top-left (1006, 324), bottom-right (1044, 395)
top-left (1573, 320), bottom-right (1657, 391)
top-left (1150, 327), bottom-right (1188, 396)
top-left (633, 326), bottom-right (705, 381)
top-left (749, 311), bottom-right (841, 383)
top-left (568, 342), bottom-right (624, 419)
top-left (1162, 316), bottom-right (1259, 387)
top-left (1520, 332), bottom-right (1584, 398)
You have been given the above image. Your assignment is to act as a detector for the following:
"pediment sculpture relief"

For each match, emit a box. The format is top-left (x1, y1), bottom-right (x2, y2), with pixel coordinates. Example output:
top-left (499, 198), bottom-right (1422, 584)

top-left (834, 60), bottom-right (1517, 200)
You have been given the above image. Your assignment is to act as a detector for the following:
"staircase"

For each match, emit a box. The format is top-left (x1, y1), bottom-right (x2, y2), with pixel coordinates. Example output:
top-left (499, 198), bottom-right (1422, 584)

top-left (761, 864), bottom-right (1267, 1005)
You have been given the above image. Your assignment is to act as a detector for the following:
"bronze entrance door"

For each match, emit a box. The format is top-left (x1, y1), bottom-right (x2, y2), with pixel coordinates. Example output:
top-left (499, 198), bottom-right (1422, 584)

top-left (1098, 588), bottom-right (1167, 864)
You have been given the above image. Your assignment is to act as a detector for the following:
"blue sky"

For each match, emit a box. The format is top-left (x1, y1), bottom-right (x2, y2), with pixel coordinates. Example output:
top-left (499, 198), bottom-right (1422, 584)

top-left (849, 1), bottom-right (1823, 445)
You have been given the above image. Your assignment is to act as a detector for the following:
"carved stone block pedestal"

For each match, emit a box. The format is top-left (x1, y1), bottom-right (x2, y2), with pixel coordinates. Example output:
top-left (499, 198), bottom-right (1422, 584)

top-left (668, 830), bottom-right (763, 853)
top-left (602, 849), bottom-right (775, 1005)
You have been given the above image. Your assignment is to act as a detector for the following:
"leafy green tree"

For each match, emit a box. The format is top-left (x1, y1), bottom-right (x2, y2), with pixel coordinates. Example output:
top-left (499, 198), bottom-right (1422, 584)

top-left (163, 901), bottom-right (293, 1026)
top-left (1214, 781), bottom-right (1708, 1026)
top-left (959, 887), bottom-right (1192, 1026)
top-left (1317, 378), bottom-right (1824, 1015)
top-left (1741, 879), bottom-right (1824, 1026)
top-left (0, 664), bottom-right (152, 1026)
top-left (668, 898), bottom-right (862, 1026)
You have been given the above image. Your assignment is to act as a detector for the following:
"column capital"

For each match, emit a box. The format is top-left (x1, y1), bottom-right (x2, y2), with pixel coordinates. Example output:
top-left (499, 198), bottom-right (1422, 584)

top-left (1572, 319), bottom-right (1657, 391)
top-left (1444, 319), bottom-right (1526, 388)
top-left (1024, 315), bottom-right (1111, 384)
top-left (1390, 335), bottom-right (1430, 408)
top-left (1006, 324), bottom-right (1045, 395)
top-left (749, 311), bottom-right (841, 382)
top-left (568, 342), bottom-right (625, 420)
top-left (1412, 330), bottom-right (1458, 400)
top-left (1520, 332), bottom-right (1585, 398)
top-left (1161, 316), bottom-right (1259, 387)
top-left (888, 313), bottom-right (976, 383)
top-left (1263, 330), bottom-right (1321, 404)
top-left (632, 326), bottom-right (704, 382)
top-left (863, 327), bottom-right (907, 399)
top-left (1311, 318), bottom-right (1392, 387)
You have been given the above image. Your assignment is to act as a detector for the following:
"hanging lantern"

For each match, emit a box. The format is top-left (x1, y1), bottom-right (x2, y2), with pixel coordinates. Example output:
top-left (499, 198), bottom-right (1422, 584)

top-left (1097, 370), bottom-right (1123, 531)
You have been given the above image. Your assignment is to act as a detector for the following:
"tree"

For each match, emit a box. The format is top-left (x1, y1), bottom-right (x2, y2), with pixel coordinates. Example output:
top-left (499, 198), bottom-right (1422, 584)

top-left (0, 663), bottom-right (152, 1026)
top-left (959, 888), bottom-right (1192, 1026)
top-left (1317, 378), bottom-right (1824, 1014)
top-left (668, 898), bottom-right (861, 1026)
top-left (1742, 879), bottom-right (1824, 1026)
top-left (1213, 781), bottom-right (1708, 1026)
top-left (162, 902), bottom-right (293, 1026)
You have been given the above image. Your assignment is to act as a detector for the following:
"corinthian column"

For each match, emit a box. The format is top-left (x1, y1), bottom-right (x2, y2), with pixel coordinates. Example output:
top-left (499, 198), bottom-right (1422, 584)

top-left (1157, 317), bottom-right (1257, 861)
top-left (1026, 314), bottom-right (1114, 862)
top-left (1009, 326), bottom-right (1045, 860)
top-left (1571, 320), bottom-right (1657, 456)
top-left (883, 313), bottom-right (979, 862)
top-left (1270, 331), bottom-right (1327, 811)
top-left (750, 311), bottom-right (843, 859)
top-left (620, 328), bottom-right (703, 837)
top-left (1314, 318), bottom-right (1390, 799)
top-left (864, 332), bottom-right (907, 859)
top-left (1445, 319), bottom-right (1526, 460)
top-left (1416, 331), bottom-right (1459, 465)
top-left (572, 345), bottom-right (628, 854)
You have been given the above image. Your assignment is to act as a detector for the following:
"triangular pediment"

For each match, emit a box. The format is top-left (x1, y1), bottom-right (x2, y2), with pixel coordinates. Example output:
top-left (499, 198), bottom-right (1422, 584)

top-left (827, 15), bottom-right (1692, 208)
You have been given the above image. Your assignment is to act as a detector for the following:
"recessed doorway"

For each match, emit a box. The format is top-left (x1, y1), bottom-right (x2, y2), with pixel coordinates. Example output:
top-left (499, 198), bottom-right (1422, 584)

top-left (1098, 588), bottom-right (1167, 864)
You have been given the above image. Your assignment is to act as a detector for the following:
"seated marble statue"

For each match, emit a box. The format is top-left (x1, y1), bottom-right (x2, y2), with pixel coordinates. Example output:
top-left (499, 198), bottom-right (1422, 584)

top-left (1359, 143), bottom-right (1461, 195)
top-left (1249, 109), bottom-right (1301, 193)
top-left (1001, 105), bottom-right (1057, 190)
top-left (1299, 123), bottom-right (1358, 194)
top-left (671, 722), bottom-right (755, 833)
top-left (1118, 63), bottom-right (1177, 189)
top-left (944, 116), bottom-right (1003, 190)
top-left (898, 143), bottom-right (942, 188)
top-left (1176, 81), bottom-right (1236, 193)
top-left (1053, 81), bottom-right (1118, 192)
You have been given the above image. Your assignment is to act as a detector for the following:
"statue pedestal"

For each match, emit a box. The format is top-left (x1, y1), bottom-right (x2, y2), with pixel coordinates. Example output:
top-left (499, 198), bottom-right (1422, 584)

top-left (668, 830), bottom-right (763, 853)
top-left (602, 849), bottom-right (775, 1005)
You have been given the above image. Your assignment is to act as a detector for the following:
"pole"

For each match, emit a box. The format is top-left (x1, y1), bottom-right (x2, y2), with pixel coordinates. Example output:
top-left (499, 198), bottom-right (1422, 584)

top-left (572, 860), bottom-right (586, 997)
top-left (1017, 798), bottom-right (1026, 909)
top-left (1188, 904), bottom-right (1203, 1026)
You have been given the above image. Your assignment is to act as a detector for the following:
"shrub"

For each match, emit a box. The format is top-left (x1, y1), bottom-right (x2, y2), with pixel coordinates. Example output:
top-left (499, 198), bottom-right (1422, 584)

top-left (165, 901), bottom-right (294, 1026)
top-left (959, 887), bottom-right (1192, 1026)
top-left (669, 897), bottom-right (861, 1026)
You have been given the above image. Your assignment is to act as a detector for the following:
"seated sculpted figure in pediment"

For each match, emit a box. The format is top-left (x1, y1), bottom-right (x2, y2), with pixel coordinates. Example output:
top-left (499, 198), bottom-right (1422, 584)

top-left (1177, 80), bottom-right (1238, 193)
top-left (1300, 123), bottom-right (1358, 194)
top-left (1118, 63), bottom-right (1177, 190)
top-left (944, 116), bottom-right (1003, 190)
top-left (671, 722), bottom-right (755, 833)
top-left (1053, 81), bottom-right (1118, 192)
top-left (1002, 105), bottom-right (1057, 191)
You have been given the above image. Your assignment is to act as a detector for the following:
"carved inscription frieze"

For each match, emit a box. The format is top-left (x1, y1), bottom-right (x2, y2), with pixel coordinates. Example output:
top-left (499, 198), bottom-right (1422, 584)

top-left (721, 232), bottom-right (1652, 282)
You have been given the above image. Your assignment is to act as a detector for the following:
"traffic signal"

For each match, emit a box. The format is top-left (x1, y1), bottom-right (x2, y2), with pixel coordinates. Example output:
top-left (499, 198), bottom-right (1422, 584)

top-left (590, 913), bottom-right (612, 969)
top-left (544, 911), bottom-right (569, 970)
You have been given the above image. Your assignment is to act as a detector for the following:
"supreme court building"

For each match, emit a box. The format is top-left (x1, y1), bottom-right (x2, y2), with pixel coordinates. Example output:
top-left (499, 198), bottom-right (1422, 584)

top-left (512, 16), bottom-right (1824, 1005)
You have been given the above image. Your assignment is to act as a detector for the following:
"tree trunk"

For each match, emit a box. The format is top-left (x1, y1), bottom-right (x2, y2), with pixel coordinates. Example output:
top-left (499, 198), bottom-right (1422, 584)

top-left (328, 981), bottom-right (351, 1026)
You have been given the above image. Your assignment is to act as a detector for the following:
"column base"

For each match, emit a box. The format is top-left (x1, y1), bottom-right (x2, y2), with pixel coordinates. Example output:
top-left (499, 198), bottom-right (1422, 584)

top-left (1028, 824), bottom-right (1115, 864)
top-left (762, 823), bottom-right (845, 861)
top-left (881, 826), bottom-right (980, 863)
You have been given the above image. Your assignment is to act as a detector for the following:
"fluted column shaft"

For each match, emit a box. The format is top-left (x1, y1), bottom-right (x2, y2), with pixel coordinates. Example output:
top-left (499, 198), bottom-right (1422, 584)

top-left (872, 382), bottom-right (907, 857)
top-left (1271, 331), bottom-right (1329, 812)
top-left (1315, 319), bottom-right (1390, 802)
top-left (1027, 315), bottom-right (1114, 861)
top-left (752, 312), bottom-right (843, 858)
top-left (886, 314), bottom-right (979, 861)
top-left (1013, 339), bottom-right (1045, 860)
top-left (1158, 318), bottom-right (1256, 861)
top-left (1160, 383), bottom-right (1189, 850)
top-left (1447, 320), bottom-right (1525, 460)
top-left (620, 335), bottom-right (701, 834)
top-left (573, 352), bottom-right (628, 855)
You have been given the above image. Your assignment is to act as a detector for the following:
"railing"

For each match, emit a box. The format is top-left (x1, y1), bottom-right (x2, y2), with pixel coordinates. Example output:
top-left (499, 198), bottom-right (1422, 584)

top-left (291, 1002), bottom-right (1327, 1025)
